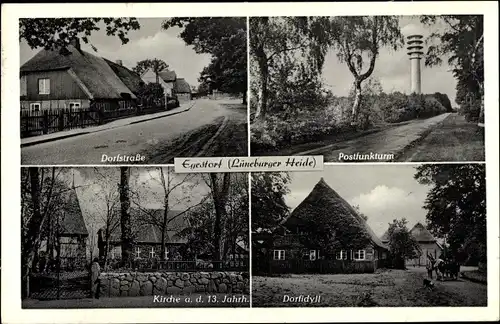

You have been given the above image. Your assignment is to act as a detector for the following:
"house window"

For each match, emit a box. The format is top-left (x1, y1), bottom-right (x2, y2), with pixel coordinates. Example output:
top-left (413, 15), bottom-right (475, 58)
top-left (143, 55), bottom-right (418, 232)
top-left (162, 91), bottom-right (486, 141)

top-left (336, 250), bottom-right (348, 260)
top-left (110, 247), bottom-right (116, 260)
top-left (38, 79), bottom-right (50, 95)
top-left (135, 247), bottom-right (141, 259)
top-left (68, 102), bottom-right (81, 109)
top-left (273, 250), bottom-right (285, 260)
top-left (354, 250), bottom-right (366, 261)
top-left (149, 247), bottom-right (156, 258)
top-left (29, 103), bottom-right (41, 113)
top-left (165, 251), bottom-right (169, 260)
top-left (309, 250), bottom-right (317, 261)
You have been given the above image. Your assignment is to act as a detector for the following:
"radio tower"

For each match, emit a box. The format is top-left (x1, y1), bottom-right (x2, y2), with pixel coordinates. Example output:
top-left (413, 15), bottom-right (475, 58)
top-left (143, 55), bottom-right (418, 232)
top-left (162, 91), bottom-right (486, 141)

top-left (406, 33), bottom-right (424, 94)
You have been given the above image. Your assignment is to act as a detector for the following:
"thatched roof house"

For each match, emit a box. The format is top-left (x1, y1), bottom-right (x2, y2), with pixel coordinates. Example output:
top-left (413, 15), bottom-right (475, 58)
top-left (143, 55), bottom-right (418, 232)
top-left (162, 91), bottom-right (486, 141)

top-left (158, 70), bottom-right (177, 83)
top-left (174, 78), bottom-right (191, 94)
top-left (21, 40), bottom-right (138, 100)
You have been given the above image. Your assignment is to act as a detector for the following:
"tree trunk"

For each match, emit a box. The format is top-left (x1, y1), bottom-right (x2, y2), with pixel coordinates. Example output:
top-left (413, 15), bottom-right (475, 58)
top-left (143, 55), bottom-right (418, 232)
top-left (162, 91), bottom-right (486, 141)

top-left (119, 167), bottom-right (133, 267)
top-left (242, 89), bottom-right (247, 105)
top-left (23, 168), bottom-right (42, 297)
top-left (478, 83), bottom-right (484, 126)
top-left (350, 80), bottom-right (362, 126)
top-left (255, 54), bottom-right (268, 119)
top-left (161, 207), bottom-right (168, 261)
top-left (210, 173), bottom-right (231, 268)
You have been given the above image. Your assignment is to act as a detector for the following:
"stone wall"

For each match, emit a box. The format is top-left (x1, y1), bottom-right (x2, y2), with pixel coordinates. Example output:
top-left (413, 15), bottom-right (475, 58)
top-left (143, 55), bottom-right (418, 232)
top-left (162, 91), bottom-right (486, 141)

top-left (99, 271), bottom-right (249, 297)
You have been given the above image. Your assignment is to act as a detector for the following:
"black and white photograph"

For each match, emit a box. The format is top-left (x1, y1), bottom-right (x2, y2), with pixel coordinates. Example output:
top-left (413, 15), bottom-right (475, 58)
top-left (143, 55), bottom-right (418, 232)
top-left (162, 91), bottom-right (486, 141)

top-left (251, 164), bottom-right (487, 307)
top-left (21, 167), bottom-right (249, 308)
top-left (20, 17), bottom-right (248, 165)
top-left (250, 15), bottom-right (485, 162)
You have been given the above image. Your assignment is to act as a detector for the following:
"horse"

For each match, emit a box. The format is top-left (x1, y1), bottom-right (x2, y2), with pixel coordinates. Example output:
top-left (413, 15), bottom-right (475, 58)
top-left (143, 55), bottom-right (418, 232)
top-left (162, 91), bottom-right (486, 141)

top-left (437, 259), bottom-right (460, 280)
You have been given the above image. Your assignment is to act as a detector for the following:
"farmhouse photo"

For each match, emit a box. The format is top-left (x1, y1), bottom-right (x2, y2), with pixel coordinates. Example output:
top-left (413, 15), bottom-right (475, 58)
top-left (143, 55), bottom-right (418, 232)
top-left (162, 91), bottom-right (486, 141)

top-left (20, 17), bottom-right (247, 165)
top-left (250, 15), bottom-right (484, 162)
top-left (21, 167), bottom-right (249, 308)
top-left (251, 164), bottom-right (487, 307)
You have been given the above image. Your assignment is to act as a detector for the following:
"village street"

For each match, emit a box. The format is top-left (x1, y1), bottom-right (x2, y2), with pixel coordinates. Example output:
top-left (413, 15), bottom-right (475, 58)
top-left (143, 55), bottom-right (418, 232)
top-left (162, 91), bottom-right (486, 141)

top-left (21, 98), bottom-right (247, 165)
top-left (290, 113), bottom-right (484, 162)
top-left (252, 267), bottom-right (487, 307)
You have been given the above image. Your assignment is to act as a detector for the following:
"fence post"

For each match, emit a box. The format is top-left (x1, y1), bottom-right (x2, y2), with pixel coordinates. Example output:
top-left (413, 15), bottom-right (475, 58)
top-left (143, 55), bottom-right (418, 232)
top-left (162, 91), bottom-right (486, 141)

top-left (43, 110), bottom-right (49, 135)
top-left (58, 110), bottom-right (65, 131)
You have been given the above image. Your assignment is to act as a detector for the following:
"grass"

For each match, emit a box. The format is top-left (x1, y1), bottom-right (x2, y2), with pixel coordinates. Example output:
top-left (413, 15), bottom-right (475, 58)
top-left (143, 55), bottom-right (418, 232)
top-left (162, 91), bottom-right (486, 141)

top-left (396, 113), bottom-right (485, 162)
top-left (461, 270), bottom-right (487, 284)
top-left (252, 269), bottom-right (487, 307)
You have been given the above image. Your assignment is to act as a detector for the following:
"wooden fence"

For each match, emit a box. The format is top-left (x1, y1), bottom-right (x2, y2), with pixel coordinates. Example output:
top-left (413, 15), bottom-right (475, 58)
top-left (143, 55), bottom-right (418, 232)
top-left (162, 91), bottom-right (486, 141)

top-left (268, 259), bottom-right (376, 274)
top-left (20, 103), bottom-right (168, 138)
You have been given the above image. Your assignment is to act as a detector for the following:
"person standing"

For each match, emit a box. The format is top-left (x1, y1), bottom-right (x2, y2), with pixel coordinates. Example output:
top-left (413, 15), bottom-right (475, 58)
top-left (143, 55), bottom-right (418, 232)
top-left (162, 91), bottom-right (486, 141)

top-left (91, 257), bottom-right (101, 299)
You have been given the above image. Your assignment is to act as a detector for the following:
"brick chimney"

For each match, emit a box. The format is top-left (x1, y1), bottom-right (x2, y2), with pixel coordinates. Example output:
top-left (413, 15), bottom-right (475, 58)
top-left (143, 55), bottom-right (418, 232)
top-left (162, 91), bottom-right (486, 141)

top-left (115, 60), bottom-right (123, 66)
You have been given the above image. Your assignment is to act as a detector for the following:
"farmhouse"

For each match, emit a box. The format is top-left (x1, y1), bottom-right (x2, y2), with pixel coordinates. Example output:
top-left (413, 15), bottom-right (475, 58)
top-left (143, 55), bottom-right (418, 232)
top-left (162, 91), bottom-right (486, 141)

top-left (20, 38), bottom-right (142, 113)
top-left (140, 68), bottom-right (177, 102)
top-left (36, 184), bottom-right (89, 271)
top-left (254, 178), bottom-right (388, 274)
top-left (381, 222), bottom-right (443, 267)
top-left (173, 78), bottom-right (192, 103)
top-left (97, 208), bottom-right (190, 262)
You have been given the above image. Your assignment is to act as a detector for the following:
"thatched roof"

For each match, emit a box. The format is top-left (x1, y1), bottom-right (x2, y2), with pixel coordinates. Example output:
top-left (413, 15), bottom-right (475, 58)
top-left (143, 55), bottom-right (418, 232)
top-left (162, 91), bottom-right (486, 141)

top-left (410, 222), bottom-right (438, 242)
top-left (158, 70), bottom-right (177, 83)
top-left (285, 178), bottom-right (387, 250)
top-left (20, 44), bottom-right (137, 100)
top-left (102, 208), bottom-right (190, 245)
top-left (60, 187), bottom-right (88, 237)
top-left (104, 59), bottom-right (144, 95)
top-left (381, 222), bottom-right (439, 245)
top-left (174, 78), bottom-right (191, 93)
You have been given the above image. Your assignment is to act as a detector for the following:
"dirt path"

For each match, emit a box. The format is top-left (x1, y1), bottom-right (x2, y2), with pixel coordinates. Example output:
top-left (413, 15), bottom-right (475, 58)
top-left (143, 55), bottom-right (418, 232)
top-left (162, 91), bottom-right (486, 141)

top-left (296, 113), bottom-right (450, 162)
top-left (253, 268), bottom-right (487, 307)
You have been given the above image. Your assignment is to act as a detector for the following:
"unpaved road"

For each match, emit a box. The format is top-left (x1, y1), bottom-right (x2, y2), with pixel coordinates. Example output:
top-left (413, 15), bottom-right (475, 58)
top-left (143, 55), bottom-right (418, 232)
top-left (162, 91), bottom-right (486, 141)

top-left (253, 268), bottom-right (487, 307)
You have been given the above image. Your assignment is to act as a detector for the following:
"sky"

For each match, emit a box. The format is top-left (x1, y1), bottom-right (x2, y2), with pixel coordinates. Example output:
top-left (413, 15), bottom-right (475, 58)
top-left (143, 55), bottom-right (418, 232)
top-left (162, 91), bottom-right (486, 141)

top-left (321, 16), bottom-right (457, 105)
top-left (284, 164), bottom-right (433, 238)
top-left (19, 18), bottom-right (212, 87)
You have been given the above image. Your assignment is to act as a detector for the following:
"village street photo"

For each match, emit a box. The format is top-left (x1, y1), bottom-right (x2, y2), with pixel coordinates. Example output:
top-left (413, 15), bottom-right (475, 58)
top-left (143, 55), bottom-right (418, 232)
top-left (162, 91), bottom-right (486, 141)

top-left (21, 167), bottom-right (249, 308)
top-left (251, 164), bottom-right (487, 307)
top-left (250, 15), bottom-right (484, 162)
top-left (20, 17), bottom-right (247, 165)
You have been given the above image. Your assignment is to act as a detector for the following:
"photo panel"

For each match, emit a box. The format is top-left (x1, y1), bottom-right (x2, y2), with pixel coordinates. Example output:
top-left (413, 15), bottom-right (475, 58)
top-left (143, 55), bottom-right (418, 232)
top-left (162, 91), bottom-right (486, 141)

top-left (251, 164), bottom-right (487, 307)
top-left (249, 15), bottom-right (485, 163)
top-left (20, 17), bottom-right (248, 165)
top-left (21, 167), bottom-right (250, 308)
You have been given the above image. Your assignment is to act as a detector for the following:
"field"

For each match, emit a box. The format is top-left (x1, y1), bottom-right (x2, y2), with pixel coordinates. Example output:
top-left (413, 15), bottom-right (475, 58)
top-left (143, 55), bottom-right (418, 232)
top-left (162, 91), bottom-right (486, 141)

top-left (252, 267), bottom-right (487, 307)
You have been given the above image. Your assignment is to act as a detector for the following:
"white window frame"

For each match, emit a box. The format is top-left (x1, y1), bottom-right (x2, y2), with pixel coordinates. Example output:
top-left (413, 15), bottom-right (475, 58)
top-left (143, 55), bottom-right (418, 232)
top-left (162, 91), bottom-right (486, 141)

top-left (164, 250), bottom-right (169, 260)
top-left (354, 250), bottom-right (366, 261)
top-left (38, 78), bottom-right (50, 95)
top-left (273, 250), bottom-right (285, 260)
top-left (336, 250), bottom-right (348, 260)
top-left (135, 247), bottom-right (141, 259)
top-left (29, 103), bottom-right (41, 113)
top-left (68, 102), bottom-right (81, 109)
top-left (149, 247), bottom-right (156, 258)
top-left (309, 250), bottom-right (317, 261)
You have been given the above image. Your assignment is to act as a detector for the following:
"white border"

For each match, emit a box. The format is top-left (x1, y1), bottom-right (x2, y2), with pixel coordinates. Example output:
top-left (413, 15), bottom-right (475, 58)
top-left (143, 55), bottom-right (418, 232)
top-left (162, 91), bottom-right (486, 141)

top-left (2, 2), bottom-right (499, 323)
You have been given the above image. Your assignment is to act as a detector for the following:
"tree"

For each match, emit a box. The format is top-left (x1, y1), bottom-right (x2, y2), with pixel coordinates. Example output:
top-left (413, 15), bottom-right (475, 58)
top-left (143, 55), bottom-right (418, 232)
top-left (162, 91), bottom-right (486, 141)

top-left (250, 17), bottom-right (330, 118)
top-left (19, 18), bottom-right (140, 50)
top-left (119, 167), bottom-right (133, 266)
top-left (414, 164), bottom-right (486, 265)
top-left (132, 168), bottom-right (206, 261)
top-left (420, 15), bottom-right (484, 123)
top-left (162, 17), bottom-right (247, 104)
top-left (328, 16), bottom-right (403, 126)
top-left (206, 173), bottom-right (232, 264)
top-left (137, 82), bottom-right (165, 107)
top-left (251, 172), bottom-right (291, 233)
top-left (21, 167), bottom-right (77, 297)
top-left (386, 218), bottom-right (421, 269)
top-left (88, 168), bottom-right (120, 268)
top-left (133, 58), bottom-right (169, 82)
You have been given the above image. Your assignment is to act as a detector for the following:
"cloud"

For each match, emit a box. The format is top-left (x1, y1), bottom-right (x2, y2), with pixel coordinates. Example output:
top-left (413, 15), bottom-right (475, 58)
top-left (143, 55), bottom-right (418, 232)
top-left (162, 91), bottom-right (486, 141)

top-left (349, 185), bottom-right (425, 237)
